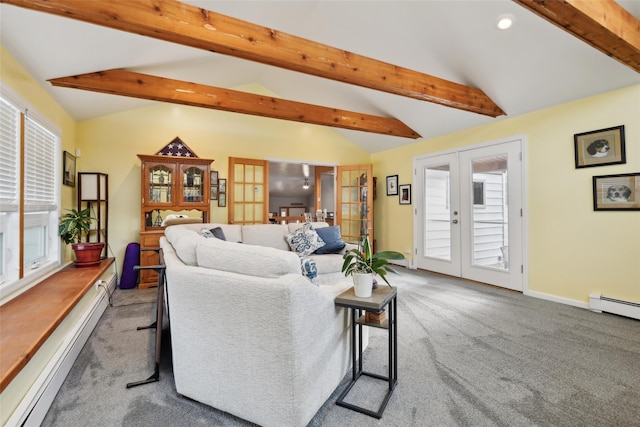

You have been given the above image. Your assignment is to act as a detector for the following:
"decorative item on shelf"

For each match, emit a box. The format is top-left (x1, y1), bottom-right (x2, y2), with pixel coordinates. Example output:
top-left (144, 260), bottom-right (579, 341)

top-left (341, 235), bottom-right (404, 297)
top-left (59, 207), bottom-right (105, 267)
top-left (365, 310), bottom-right (386, 324)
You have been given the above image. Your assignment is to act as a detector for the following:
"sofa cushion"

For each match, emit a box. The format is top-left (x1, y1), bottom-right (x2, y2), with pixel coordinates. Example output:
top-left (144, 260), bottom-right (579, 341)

top-left (196, 236), bottom-right (300, 278)
top-left (307, 254), bottom-right (344, 274)
top-left (314, 226), bottom-right (346, 254)
top-left (242, 224), bottom-right (290, 251)
top-left (163, 227), bottom-right (202, 266)
top-left (285, 223), bottom-right (326, 257)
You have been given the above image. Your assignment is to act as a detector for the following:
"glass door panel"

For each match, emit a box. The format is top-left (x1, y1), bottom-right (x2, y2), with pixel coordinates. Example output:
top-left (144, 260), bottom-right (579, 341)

top-left (470, 155), bottom-right (509, 271)
top-left (415, 153), bottom-right (460, 277)
top-left (336, 165), bottom-right (373, 245)
top-left (182, 166), bottom-right (204, 203)
top-left (148, 165), bottom-right (172, 204)
top-left (229, 158), bottom-right (268, 225)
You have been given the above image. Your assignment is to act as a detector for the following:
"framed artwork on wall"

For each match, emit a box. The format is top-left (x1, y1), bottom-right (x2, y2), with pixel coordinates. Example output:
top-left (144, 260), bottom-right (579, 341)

top-left (593, 173), bottom-right (640, 211)
top-left (218, 178), bottom-right (227, 194)
top-left (63, 150), bottom-right (76, 187)
top-left (210, 170), bottom-right (218, 185)
top-left (574, 125), bottom-right (625, 168)
top-left (386, 175), bottom-right (398, 196)
top-left (218, 192), bottom-right (227, 207)
top-left (210, 185), bottom-right (218, 200)
top-left (399, 184), bottom-right (411, 205)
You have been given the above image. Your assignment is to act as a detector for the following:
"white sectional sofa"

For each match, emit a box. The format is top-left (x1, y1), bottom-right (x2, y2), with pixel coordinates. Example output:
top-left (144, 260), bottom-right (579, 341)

top-left (159, 222), bottom-right (361, 427)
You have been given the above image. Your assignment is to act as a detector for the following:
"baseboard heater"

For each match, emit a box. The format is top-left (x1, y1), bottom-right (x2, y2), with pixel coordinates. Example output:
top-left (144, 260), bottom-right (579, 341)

top-left (8, 275), bottom-right (117, 427)
top-left (589, 294), bottom-right (640, 321)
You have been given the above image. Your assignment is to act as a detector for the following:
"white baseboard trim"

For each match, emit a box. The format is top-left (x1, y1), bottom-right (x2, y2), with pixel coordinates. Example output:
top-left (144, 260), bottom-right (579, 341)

top-left (524, 289), bottom-right (589, 310)
top-left (8, 275), bottom-right (116, 427)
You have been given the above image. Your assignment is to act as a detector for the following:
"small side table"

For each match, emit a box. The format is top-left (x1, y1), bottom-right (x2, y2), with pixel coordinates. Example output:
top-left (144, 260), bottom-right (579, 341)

top-left (334, 285), bottom-right (398, 419)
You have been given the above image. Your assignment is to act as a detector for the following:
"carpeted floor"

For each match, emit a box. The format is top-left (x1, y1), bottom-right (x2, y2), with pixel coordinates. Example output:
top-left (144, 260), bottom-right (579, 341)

top-left (42, 268), bottom-right (640, 426)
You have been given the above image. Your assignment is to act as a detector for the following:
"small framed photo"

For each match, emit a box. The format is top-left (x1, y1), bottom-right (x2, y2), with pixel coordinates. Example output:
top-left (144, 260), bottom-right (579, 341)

top-left (210, 185), bottom-right (218, 200)
top-left (219, 178), bottom-right (227, 194)
top-left (399, 184), bottom-right (411, 205)
top-left (386, 175), bottom-right (398, 196)
top-left (63, 150), bottom-right (76, 187)
top-left (218, 192), bottom-right (227, 207)
top-left (574, 125), bottom-right (625, 168)
top-left (210, 170), bottom-right (218, 185)
top-left (593, 173), bottom-right (640, 211)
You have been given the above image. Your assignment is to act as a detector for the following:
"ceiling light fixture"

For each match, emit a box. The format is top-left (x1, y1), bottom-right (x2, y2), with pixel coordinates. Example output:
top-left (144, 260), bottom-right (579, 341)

top-left (496, 14), bottom-right (515, 30)
top-left (303, 178), bottom-right (310, 190)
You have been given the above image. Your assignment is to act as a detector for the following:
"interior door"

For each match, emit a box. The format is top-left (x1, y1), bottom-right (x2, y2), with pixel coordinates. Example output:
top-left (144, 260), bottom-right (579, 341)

top-left (228, 157), bottom-right (268, 225)
top-left (336, 164), bottom-right (373, 245)
top-left (415, 140), bottom-right (523, 291)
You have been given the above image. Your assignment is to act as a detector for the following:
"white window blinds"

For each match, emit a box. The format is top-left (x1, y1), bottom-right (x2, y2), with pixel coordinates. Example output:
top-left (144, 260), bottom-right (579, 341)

top-left (24, 116), bottom-right (57, 212)
top-left (0, 98), bottom-right (19, 212)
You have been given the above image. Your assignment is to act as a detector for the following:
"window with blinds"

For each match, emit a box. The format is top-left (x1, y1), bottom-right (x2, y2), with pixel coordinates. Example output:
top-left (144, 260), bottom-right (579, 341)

top-left (0, 89), bottom-right (60, 299)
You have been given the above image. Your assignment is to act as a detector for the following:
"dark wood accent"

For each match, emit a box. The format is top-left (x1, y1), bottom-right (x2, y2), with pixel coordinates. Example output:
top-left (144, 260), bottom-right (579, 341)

top-left (0, 258), bottom-right (115, 393)
top-left (49, 69), bottom-right (421, 139)
top-left (514, 0), bottom-right (640, 73)
top-left (5, 0), bottom-right (504, 118)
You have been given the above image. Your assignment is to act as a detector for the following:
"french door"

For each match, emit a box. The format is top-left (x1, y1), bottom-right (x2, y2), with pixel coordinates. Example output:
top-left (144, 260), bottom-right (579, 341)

top-left (414, 139), bottom-right (524, 291)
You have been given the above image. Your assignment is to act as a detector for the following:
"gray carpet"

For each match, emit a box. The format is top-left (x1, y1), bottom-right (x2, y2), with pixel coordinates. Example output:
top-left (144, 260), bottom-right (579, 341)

top-left (42, 268), bottom-right (640, 426)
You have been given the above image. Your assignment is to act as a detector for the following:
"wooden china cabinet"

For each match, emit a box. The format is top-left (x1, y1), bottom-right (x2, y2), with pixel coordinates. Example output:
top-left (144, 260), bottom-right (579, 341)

top-left (138, 141), bottom-right (214, 288)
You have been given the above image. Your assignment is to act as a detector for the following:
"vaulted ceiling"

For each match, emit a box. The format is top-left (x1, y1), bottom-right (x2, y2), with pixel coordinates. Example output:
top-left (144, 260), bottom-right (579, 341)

top-left (1, 0), bottom-right (639, 154)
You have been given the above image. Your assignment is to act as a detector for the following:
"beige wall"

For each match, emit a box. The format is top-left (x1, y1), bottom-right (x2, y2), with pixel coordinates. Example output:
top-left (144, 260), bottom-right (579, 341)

top-left (75, 85), bottom-right (371, 265)
top-left (372, 84), bottom-right (640, 305)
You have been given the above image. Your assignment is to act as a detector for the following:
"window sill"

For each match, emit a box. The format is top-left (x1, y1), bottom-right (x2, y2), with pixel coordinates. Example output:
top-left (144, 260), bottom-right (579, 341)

top-left (0, 258), bottom-right (115, 392)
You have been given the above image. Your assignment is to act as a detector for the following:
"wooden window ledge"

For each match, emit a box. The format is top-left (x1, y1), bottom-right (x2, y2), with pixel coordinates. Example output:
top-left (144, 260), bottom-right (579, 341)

top-left (0, 258), bottom-right (115, 392)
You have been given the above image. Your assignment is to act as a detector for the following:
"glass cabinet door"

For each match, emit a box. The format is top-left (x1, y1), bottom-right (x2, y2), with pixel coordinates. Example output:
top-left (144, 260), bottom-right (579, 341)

top-left (181, 165), bottom-right (206, 203)
top-left (148, 164), bottom-right (173, 204)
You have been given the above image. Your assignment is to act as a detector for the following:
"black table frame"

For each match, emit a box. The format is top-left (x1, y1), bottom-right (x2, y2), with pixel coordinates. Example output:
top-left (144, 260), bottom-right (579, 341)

top-left (334, 286), bottom-right (397, 419)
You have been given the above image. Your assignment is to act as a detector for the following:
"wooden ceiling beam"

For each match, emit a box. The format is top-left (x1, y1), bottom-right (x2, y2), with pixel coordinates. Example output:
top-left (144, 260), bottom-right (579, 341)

top-left (48, 69), bottom-right (421, 139)
top-left (2, 0), bottom-right (505, 117)
top-left (514, 0), bottom-right (640, 73)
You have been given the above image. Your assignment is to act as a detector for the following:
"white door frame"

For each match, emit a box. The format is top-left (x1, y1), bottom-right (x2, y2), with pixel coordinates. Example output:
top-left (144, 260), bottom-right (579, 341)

top-left (412, 135), bottom-right (529, 293)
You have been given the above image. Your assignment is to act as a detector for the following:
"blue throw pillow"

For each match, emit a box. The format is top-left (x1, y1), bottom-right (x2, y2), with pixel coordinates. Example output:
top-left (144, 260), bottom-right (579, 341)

top-left (314, 226), bottom-right (346, 254)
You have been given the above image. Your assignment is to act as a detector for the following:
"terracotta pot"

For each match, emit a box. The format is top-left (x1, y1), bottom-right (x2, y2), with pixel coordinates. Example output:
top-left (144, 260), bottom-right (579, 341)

top-left (72, 242), bottom-right (105, 267)
top-left (353, 273), bottom-right (373, 297)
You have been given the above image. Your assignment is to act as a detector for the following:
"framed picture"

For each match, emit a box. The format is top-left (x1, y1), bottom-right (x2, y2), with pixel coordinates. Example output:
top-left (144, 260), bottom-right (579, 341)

top-left (593, 173), bottom-right (640, 211)
top-left (399, 184), bottom-right (411, 205)
top-left (210, 185), bottom-right (218, 200)
top-left (63, 150), bottom-right (76, 187)
top-left (574, 125), bottom-right (625, 168)
top-left (386, 175), bottom-right (398, 196)
top-left (219, 178), bottom-right (227, 194)
top-left (218, 192), bottom-right (227, 207)
top-left (210, 170), bottom-right (218, 185)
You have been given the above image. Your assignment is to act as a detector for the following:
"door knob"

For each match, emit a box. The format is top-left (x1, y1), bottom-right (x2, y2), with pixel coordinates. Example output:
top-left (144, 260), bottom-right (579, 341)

top-left (452, 219), bottom-right (459, 224)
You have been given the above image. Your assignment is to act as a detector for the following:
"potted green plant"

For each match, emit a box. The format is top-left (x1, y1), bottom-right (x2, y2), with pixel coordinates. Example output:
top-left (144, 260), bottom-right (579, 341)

top-left (342, 236), bottom-right (405, 297)
top-left (59, 207), bottom-right (105, 267)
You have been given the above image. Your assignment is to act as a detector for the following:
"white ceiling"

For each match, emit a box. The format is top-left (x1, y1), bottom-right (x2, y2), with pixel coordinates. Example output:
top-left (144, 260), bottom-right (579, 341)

top-left (1, 0), bottom-right (639, 196)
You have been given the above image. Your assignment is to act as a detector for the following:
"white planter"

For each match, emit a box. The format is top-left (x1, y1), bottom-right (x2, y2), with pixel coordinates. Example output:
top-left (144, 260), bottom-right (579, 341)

top-left (353, 273), bottom-right (373, 297)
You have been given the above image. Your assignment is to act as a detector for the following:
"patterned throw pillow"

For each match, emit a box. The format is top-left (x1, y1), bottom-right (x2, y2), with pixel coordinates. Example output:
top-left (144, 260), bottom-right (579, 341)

top-left (200, 227), bottom-right (227, 240)
top-left (300, 258), bottom-right (318, 285)
top-left (285, 223), bottom-right (326, 257)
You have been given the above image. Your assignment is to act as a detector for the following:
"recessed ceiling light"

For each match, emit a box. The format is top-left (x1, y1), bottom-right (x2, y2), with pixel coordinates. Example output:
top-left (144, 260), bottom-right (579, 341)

top-left (496, 14), bottom-right (515, 30)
